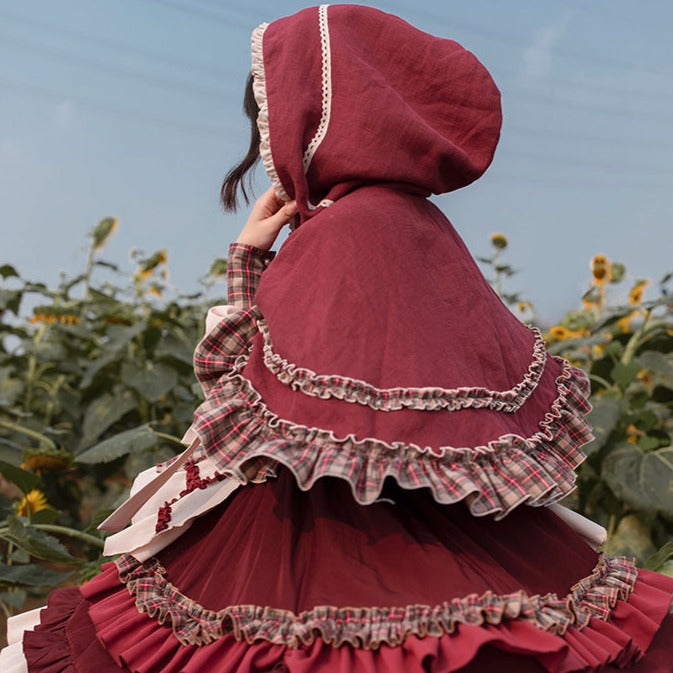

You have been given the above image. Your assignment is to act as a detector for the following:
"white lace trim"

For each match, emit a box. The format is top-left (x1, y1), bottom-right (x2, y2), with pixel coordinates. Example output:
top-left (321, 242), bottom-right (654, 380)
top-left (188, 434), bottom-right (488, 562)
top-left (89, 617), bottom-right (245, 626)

top-left (304, 4), bottom-right (334, 211)
top-left (258, 319), bottom-right (548, 413)
top-left (302, 5), bottom-right (333, 174)
top-left (250, 22), bottom-right (290, 202)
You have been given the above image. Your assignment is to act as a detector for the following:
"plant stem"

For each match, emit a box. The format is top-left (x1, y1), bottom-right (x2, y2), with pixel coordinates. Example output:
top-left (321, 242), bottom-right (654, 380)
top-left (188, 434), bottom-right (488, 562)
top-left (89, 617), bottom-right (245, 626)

top-left (0, 420), bottom-right (57, 451)
top-left (589, 374), bottom-right (613, 390)
top-left (0, 524), bottom-right (104, 549)
top-left (622, 316), bottom-right (672, 364)
top-left (83, 240), bottom-right (96, 301)
top-left (153, 431), bottom-right (186, 446)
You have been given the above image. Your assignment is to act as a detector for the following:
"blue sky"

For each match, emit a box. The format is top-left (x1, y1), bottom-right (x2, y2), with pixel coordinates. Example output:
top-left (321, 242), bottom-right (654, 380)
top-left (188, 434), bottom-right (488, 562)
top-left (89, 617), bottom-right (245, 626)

top-left (0, 0), bottom-right (671, 323)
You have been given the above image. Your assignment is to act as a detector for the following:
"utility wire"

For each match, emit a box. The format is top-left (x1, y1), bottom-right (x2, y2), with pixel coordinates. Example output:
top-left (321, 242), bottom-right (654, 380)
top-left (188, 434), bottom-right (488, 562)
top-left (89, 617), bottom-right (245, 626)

top-left (0, 76), bottom-right (226, 138)
top-left (378, 0), bottom-right (673, 77)
top-left (0, 8), bottom-right (236, 81)
top-left (0, 32), bottom-right (235, 103)
top-left (2, 21), bottom-right (671, 126)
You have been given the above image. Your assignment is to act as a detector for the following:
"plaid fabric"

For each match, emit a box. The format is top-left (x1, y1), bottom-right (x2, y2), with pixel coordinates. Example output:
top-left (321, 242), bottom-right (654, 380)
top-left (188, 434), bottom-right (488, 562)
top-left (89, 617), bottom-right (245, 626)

top-left (192, 243), bottom-right (273, 392)
top-left (114, 552), bottom-right (638, 648)
top-left (189, 352), bottom-right (594, 519)
top-left (227, 243), bottom-right (275, 308)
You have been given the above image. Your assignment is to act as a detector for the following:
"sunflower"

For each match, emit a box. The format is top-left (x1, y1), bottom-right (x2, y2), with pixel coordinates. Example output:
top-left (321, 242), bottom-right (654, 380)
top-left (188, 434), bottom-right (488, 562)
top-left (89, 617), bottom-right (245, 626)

top-left (490, 233), bottom-right (508, 250)
top-left (628, 280), bottom-right (648, 306)
top-left (16, 489), bottom-right (50, 517)
top-left (21, 447), bottom-right (73, 473)
top-left (590, 254), bottom-right (611, 286)
top-left (548, 325), bottom-right (572, 341)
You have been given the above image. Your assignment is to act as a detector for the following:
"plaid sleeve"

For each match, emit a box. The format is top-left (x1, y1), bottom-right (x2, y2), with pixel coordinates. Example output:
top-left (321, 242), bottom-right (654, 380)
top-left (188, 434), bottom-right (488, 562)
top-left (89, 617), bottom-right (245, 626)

top-left (227, 243), bottom-right (276, 308)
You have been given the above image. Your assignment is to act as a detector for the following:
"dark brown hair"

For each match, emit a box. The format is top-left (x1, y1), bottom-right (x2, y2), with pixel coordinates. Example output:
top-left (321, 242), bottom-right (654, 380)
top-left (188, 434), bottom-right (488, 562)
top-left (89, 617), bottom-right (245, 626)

top-left (220, 73), bottom-right (261, 212)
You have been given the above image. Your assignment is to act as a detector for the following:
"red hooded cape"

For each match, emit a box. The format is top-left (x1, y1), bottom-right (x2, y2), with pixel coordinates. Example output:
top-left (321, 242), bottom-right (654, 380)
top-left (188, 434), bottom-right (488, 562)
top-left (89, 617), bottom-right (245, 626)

top-left (187, 4), bottom-right (595, 518)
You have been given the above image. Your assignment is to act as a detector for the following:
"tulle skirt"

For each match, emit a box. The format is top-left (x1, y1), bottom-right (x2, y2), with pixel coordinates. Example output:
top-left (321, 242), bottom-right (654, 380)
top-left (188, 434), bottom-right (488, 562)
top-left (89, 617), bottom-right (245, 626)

top-left (9, 469), bottom-right (673, 672)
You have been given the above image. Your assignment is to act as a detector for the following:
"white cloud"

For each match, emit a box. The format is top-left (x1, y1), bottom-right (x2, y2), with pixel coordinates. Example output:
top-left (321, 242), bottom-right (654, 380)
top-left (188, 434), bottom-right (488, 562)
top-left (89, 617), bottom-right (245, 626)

top-left (522, 18), bottom-right (569, 79)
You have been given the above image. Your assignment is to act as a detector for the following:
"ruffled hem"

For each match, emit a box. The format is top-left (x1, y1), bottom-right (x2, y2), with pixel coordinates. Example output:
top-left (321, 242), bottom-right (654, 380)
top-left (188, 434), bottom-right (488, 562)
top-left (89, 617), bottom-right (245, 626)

top-left (189, 345), bottom-right (593, 518)
top-left (112, 553), bottom-right (638, 648)
top-left (258, 318), bottom-right (549, 413)
top-left (11, 565), bottom-right (656, 673)
top-left (18, 587), bottom-right (124, 673)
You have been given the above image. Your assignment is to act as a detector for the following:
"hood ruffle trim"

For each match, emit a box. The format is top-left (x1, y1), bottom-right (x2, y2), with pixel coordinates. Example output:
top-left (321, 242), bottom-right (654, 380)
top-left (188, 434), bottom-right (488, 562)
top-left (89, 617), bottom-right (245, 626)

top-left (114, 553), bottom-right (637, 649)
top-left (189, 308), bottom-right (594, 519)
top-left (251, 22), bottom-right (291, 203)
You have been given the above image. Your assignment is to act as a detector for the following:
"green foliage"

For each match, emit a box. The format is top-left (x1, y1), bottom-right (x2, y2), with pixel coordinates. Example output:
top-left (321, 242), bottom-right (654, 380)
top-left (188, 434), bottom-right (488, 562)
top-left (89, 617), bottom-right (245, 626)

top-left (0, 218), bottom-right (224, 617)
top-left (541, 254), bottom-right (673, 569)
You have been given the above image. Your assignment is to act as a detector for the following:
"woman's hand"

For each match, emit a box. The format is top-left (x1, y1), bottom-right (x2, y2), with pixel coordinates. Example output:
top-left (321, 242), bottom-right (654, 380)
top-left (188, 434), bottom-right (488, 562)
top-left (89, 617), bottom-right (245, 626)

top-left (235, 187), bottom-right (298, 251)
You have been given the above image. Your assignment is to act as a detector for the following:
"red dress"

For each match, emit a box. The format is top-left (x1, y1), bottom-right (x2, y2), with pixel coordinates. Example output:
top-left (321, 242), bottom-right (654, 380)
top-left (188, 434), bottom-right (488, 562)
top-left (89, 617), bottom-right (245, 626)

top-left (3, 5), bottom-right (672, 672)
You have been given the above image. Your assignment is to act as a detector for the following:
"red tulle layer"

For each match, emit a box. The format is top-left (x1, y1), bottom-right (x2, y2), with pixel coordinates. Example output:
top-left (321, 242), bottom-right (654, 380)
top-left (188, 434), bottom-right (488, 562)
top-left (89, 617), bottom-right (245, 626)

top-left (18, 472), bottom-right (673, 672)
top-left (22, 577), bottom-right (673, 673)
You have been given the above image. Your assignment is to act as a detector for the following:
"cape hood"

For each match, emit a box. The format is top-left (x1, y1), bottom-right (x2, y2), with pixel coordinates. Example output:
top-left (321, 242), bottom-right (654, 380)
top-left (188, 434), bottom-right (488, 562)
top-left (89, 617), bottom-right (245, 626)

top-left (251, 4), bottom-right (502, 220)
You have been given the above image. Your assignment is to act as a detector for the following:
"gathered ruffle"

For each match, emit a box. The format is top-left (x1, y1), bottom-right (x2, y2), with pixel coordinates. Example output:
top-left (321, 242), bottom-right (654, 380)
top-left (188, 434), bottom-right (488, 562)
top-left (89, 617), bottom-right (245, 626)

top-left (258, 318), bottom-right (549, 413)
top-left (8, 563), bottom-right (671, 673)
top-left (114, 553), bottom-right (637, 649)
top-left (251, 22), bottom-right (291, 204)
top-left (189, 345), bottom-right (593, 518)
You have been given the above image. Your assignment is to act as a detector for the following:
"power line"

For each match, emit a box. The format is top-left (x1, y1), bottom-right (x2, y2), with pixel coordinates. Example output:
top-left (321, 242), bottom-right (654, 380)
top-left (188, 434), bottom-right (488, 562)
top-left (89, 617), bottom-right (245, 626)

top-left (0, 8), bottom-right (236, 81)
top-left (142, 0), bottom-right (254, 31)
top-left (378, 0), bottom-right (672, 78)
top-left (0, 32), bottom-right (235, 103)
top-left (504, 123), bottom-right (673, 150)
top-left (143, 0), bottom-right (673, 108)
top-left (0, 76), bottom-right (227, 138)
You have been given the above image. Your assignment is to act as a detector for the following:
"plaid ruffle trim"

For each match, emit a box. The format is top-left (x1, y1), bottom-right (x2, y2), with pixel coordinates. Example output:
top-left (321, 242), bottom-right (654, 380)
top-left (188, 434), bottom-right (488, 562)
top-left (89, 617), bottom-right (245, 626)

top-left (190, 347), bottom-right (593, 518)
top-left (258, 319), bottom-right (548, 413)
top-left (114, 553), bottom-right (637, 649)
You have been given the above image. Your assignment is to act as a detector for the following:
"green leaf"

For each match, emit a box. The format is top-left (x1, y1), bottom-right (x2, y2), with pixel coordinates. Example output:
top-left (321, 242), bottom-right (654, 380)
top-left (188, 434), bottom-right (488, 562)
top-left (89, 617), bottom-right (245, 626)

top-left (79, 386), bottom-right (137, 450)
top-left (0, 264), bottom-right (19, 279)
top-left (638, 351), bottom-right (673, 379)
top-left (9, 548), bottom-right (30, 564)
top-left (2, 516), bottom-right (79, 563)
top-left (0, 589), bottom-right (27, 608)
top-left (611, 360), bottom-right (641, 388)
top-left (79, 349), bottom-right (124, 390)
top-left (0, 459), bottom-right (39, 493)
top-left (601, 442), bottom-right (673, 517)
top-left (156, 334), bottom-right (195, 367)
top-left (121, 361), bottom-right (178, 403)
top-left (91, 217), bottom-right (118, 251)
top-left (105, 321), bottom-right (148, 351)
top-left (77, 425), bottom-right (159, 464)
top-left (124, 445), bottom-right (175, 479)
top-left (208, 258), bottom-right (228, 277)
top-left (605, 514), bottom-right (655, 562)
top-left (0, 289), bottom-right (22, 315)
top-left (0, 562), bottom-right (73, 587)
top-left (639, 435), bottom-right (662, 452)
top-left (581, 396), bottom-right (621, 456)
top-left (644, 542), bottom-right (673, 572)
top-left (608, 262), bottom-right (626, 284)
top-left (30, 508), bottom-right (61, 524)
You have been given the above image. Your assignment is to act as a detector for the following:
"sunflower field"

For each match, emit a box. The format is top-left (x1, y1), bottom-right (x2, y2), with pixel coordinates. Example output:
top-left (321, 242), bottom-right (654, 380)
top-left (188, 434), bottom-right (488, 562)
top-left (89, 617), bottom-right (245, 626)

top-left (1, 220), bottom-right (672, 643)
